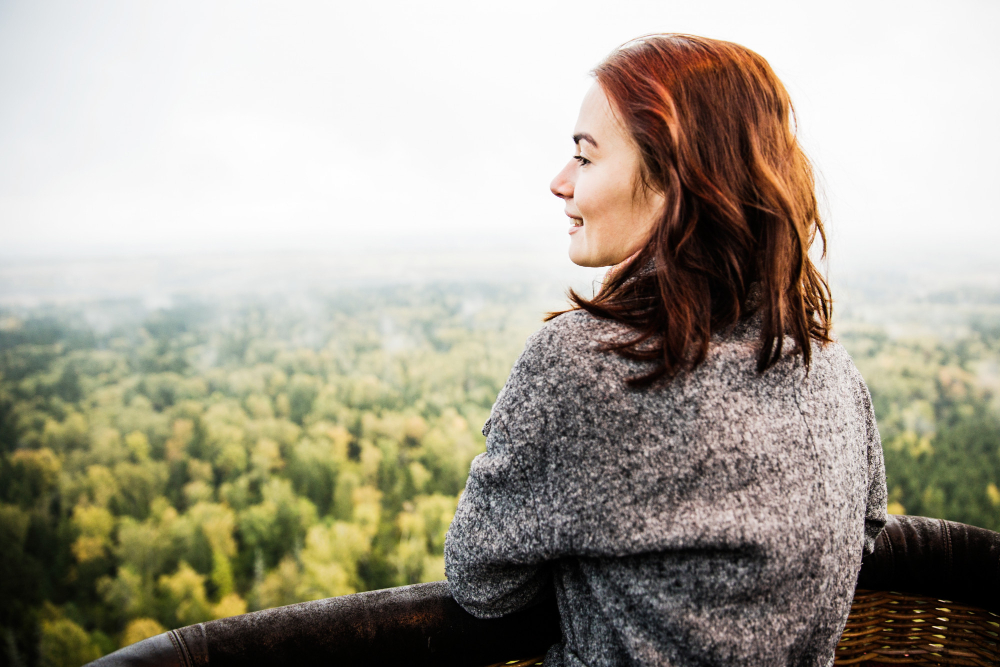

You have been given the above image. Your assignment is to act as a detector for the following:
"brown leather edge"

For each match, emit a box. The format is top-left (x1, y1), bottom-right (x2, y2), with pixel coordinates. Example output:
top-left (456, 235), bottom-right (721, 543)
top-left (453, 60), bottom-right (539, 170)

top-left (858, 515), bottom-right (1000, 613)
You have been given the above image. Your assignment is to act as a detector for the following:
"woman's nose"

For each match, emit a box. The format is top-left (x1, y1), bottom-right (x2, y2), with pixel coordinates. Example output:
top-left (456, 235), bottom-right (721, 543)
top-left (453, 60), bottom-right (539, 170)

top-left (550, 162), bottom-right (574, 200)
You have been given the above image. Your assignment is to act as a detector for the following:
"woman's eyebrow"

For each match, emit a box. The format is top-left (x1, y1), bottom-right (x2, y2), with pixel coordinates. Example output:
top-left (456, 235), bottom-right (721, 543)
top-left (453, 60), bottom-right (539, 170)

top-left (573, 133), bottom-right (599, 149)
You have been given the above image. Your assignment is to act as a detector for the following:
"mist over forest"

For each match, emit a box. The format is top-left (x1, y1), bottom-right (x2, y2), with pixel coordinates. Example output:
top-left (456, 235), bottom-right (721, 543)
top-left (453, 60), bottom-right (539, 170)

top-left (2, 254), bottom-right (1000, 667)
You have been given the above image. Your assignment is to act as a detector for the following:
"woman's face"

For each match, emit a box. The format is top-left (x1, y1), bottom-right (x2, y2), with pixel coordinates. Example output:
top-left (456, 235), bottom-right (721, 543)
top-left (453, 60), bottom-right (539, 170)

top-left (551, 83), bottom-right (665, 268)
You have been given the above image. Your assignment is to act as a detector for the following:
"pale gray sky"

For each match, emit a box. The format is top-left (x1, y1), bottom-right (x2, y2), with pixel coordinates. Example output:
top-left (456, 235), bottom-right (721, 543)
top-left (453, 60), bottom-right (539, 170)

top-left (1, 0), bottom-right (998, 276)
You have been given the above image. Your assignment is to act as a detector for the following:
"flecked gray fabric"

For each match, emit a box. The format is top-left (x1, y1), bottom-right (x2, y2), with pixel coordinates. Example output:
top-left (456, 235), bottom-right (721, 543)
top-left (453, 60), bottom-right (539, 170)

top-left (444, 309), bottom-right (887, 667)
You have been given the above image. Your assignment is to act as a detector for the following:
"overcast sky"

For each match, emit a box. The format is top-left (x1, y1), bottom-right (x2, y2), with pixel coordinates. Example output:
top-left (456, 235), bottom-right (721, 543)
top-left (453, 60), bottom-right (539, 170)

top-left (0, 0), bottom-right (997, 276)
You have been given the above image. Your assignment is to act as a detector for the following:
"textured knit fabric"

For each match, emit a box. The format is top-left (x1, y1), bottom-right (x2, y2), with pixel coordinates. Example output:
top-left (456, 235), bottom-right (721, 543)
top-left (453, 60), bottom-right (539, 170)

top-left (444, 309), bottom-right (887, 667)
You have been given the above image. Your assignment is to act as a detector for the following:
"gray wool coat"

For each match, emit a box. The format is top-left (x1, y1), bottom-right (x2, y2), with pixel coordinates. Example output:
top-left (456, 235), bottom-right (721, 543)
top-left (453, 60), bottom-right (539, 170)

top-left (444, 309), bottom-right (887, 667)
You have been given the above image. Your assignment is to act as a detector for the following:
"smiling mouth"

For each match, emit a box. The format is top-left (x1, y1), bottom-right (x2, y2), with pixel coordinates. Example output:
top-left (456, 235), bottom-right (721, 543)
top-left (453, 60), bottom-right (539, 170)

top-left (569, 218), bottom-right (583, 227)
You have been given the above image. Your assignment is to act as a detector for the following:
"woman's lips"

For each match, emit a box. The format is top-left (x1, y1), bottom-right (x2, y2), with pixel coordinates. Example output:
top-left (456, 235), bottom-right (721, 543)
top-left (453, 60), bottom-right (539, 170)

top-left (567, 216), bottom-right (583, 234)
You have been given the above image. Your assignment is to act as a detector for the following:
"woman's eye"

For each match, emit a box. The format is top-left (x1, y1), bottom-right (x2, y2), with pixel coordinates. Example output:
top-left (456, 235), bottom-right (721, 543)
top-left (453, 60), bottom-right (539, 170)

top-left (573, 155), bottom-right (591, 166)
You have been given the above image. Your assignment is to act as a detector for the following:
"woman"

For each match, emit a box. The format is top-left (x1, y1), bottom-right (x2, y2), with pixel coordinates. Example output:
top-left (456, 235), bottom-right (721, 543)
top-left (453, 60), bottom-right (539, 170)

top-left (444, 34), bottom-right (887, 667)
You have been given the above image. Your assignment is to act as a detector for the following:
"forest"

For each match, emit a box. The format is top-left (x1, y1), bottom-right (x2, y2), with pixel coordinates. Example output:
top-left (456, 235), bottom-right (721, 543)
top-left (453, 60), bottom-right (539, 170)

top-left (1, 282), bottom-right (999, 667)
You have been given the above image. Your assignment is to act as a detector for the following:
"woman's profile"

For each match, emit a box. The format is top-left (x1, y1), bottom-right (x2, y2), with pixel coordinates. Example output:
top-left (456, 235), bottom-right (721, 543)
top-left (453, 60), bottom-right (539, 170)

top-left (444, 34), bottom-right (887, 666)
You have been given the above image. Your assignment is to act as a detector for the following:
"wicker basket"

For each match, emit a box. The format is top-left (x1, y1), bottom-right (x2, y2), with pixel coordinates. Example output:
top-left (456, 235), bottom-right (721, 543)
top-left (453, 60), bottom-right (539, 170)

top-left (834, 589), bottom-right (1000, 666)
top-left (485, 589), bottom-right (1000, 667)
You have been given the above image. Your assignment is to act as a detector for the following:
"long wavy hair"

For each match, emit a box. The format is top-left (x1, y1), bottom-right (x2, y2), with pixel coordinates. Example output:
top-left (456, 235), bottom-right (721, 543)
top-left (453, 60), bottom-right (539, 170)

top-left (550, 34), bottom-right (832, 386)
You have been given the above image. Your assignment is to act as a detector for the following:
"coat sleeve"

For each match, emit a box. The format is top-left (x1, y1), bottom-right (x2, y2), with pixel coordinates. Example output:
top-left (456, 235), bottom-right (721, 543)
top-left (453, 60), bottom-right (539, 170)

top-left (444, 413), bottom-right (552, 619)
top-left (858, 376), bottom-right (888, 554)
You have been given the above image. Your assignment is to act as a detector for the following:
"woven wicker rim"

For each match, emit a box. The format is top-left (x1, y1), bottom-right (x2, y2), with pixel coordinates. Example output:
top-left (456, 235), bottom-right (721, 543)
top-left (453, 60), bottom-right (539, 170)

top-left (834, 589), bottom-right (999, 666)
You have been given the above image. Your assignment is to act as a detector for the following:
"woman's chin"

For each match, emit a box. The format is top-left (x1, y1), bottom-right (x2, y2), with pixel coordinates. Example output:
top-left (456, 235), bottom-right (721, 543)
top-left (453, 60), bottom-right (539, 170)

top-left (568, 243), bottom-right (616, 269)
top-left (567, 247), bottom-right (595, 268)
top-left (569, 257), bottom-right (612, 269)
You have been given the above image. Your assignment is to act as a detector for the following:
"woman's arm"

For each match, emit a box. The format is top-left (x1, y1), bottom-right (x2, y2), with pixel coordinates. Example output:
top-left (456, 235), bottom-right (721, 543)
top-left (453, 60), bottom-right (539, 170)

top-left (858, 376), bottom-right (888, 553)
top-left (444, 415), bottom-right (552, 619)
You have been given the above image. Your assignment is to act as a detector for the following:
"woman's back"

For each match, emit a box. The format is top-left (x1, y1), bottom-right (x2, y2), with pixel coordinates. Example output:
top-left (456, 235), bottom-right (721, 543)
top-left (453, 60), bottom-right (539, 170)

top-left (445, 310), bottom-right (886, 666)
top-left (446, 32), bottom-right (886, 667)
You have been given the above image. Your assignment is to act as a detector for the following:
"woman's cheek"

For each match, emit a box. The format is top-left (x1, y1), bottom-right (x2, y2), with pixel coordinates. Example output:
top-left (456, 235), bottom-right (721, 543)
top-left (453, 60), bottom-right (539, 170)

top-left (574, 180), bottom-right (600, 224)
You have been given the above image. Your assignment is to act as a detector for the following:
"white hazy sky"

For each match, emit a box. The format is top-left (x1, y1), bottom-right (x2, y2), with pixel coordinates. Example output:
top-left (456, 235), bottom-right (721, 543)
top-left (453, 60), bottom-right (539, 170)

top-left (0, 0), bottom-right (998, 274)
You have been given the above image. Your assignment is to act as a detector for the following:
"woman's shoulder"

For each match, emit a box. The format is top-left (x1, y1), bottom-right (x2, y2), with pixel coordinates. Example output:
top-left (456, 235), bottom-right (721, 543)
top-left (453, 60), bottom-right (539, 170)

top-left (528, 308), bottom-right (618, 345)
top-left (800, 336), bottom-right (866, 385)
top-left (514, 309), bottom-right (638, 379)
top-left (488, 310), bottom-right (630, 427)
top-left (810, 338), bottom-right (874, 407)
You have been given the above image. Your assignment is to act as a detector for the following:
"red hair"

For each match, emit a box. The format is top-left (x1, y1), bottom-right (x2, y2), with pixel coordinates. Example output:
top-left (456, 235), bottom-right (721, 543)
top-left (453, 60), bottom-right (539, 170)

top-left (551, 34), bottom-right (832, 385)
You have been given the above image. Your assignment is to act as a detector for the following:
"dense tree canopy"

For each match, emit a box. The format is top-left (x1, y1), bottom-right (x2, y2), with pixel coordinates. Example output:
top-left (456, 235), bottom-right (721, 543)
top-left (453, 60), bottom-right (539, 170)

top-left (840, 323), bottom-right (1000, 530)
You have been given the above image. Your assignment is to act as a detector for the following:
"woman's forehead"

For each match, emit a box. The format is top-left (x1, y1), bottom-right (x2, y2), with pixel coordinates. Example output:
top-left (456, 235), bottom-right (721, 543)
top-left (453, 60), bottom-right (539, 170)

top-left (574, 82), bottom-right (633, 153)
